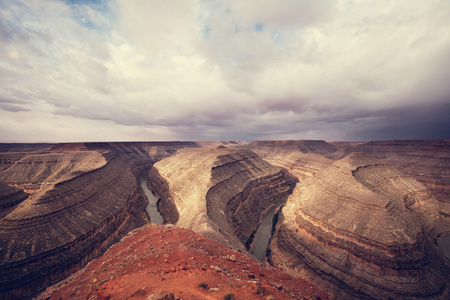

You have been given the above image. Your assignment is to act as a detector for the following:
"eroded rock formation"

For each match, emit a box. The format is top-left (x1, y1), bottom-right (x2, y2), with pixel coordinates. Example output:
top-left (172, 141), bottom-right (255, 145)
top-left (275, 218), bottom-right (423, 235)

top-left (249, 139), bottom-right (450, 232)
top-left (0, 142), bottom-right (201, 299)
top-left (148, 147), bottom-right (294, 252)
top-left (268, 152), bottom-right (449, 299)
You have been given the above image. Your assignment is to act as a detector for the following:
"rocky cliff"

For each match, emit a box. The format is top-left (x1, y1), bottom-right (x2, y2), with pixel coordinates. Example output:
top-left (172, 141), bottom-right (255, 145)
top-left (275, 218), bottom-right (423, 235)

top-left (268, 152), bottom-right (449, 299)
top-left (0, 142), bottom-right (200, 299)
top-left (249, 139), bottom-right (450, 232)
top-left (0, 156), bottom-right (147, 299)
top-left (352, 140), bottom-right (450, 220)
top-left (149, 147), bottom-right (294, 252)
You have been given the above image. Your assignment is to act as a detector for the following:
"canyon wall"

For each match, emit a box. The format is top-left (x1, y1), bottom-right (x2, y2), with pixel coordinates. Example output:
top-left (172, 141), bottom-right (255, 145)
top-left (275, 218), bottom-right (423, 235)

top-left (149, 147), bottom-right (294, 252)
top-left (267, 152), bottom-right (449, 299)
top-left (0, 156), bottom-right (146, 299)
top-left (249, 140), bottom-right (450, 231)
top-left (0, 142), bottom-right (199, 299)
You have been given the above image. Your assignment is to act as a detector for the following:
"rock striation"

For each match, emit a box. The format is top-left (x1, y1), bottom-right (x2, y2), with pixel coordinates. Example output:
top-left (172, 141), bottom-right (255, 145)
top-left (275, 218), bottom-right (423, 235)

top-left (251, 146), bottom-right (334, 180)
top-left (0, 142), bottom-right (201, 299)
top-left (250, 139), bottom-right (450, 233)
top-left (268, 152), bottom-right (449, 299)
top-left (148, 147), bottom-right (294, 252)
top-left (355, 140), bottom-right (450, 221)
top-left (0, 156), bottom-right (147, 299)
top-left (0, 182), bottom-right (28, 216)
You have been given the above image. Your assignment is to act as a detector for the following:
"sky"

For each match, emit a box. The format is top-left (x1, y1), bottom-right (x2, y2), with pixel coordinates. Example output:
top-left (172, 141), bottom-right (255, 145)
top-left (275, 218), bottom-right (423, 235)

top-left (1, 0), bottom-right (449, 142)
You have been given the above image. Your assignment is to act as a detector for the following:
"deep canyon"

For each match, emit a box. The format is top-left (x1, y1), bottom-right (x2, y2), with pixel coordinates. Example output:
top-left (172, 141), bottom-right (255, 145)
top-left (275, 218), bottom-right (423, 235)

top-left (0, 140), bottom-right (449, 299)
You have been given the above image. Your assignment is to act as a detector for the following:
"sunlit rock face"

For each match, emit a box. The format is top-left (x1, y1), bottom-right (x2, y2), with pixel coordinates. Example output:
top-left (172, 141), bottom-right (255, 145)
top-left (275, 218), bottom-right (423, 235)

top-left (268, 152), bottom-right (449, 299)
top-left (251, 146), bottom-right (334, 180)
top-left (150, 147), bottom-right (294, 252)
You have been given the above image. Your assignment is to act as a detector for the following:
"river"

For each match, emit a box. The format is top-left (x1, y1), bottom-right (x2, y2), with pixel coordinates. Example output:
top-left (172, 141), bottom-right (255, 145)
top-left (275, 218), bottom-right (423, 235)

top-left (251, 202), bottom-right (285, 261)
top-left (140, 179), bottom-right (164, 225)
top-left (438, 234), bottom-right (450, 260)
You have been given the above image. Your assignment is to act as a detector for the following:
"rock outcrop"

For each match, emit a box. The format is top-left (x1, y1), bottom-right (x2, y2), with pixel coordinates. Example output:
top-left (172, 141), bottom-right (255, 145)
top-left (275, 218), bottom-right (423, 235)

top-left (0, 142), bottom-right (201, 299)
top-left (37, 224), bottom-right (328, 300)
top-left (251, 146), bottom-right (334, 180)
top-left (148, 147), bottom-right (294, 252)
top-left (0, 156), bottom-right (147, 299)
top-left (268, 152), bottom-right (449, 299)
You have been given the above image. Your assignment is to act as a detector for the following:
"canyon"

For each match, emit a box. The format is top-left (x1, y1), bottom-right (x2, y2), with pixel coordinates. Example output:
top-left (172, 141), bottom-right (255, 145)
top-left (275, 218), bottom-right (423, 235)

top-left (0, 140), bottom-right (448, 299)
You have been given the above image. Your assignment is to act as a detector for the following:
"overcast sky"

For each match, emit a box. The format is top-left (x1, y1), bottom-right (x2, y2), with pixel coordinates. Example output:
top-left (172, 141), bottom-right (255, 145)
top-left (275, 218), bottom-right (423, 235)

top-left (1, 0), bottom-right (449, 142)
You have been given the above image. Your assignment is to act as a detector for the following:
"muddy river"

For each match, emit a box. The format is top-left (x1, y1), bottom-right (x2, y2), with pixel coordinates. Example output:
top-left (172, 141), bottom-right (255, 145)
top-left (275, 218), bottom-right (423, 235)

top-left (141, 179), bottom-right (164, 225)
top-left (251, 202), bottom-right (285, 261)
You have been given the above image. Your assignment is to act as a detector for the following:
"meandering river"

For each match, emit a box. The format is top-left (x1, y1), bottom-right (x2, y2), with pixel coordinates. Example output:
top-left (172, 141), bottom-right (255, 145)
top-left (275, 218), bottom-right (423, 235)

top-left (251, 202), bottom-right (285, 261)
top-left (140, 179), bottom-right (164, 225)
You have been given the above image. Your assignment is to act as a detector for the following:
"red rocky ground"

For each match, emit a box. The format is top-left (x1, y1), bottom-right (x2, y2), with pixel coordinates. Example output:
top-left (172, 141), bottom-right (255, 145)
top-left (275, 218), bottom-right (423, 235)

top-left (38, 224), bottom-right (328, 300)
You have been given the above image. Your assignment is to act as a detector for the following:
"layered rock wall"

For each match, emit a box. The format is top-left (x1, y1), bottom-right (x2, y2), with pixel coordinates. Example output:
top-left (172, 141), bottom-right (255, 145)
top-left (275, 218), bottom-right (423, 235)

top-left (0, 182), bottom-right (28, 214)
top-left (151, 147), bottom-right (294, 252)
top-left (268, 152), bottom-right (449, 299)
top-left (250, 140), bottom-right (450, 234)
top-left (351, 140), bottom-right (450, 219)
top-left (207, 150), bottom-right (294, 248)
top-left (251, 146), bottom-right (333, 180)
top-left (0, 156), bottom-right (148, 299)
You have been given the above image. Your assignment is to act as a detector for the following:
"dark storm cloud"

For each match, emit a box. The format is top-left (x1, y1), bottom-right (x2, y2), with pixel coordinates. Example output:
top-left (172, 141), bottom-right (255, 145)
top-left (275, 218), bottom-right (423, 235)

top-left (351, 102), bottom-right (450, 141)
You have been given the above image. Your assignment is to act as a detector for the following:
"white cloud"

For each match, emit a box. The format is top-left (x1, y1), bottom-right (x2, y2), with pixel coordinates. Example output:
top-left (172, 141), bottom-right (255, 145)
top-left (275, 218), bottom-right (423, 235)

top-left (0, 0), bottom-right (449, 142)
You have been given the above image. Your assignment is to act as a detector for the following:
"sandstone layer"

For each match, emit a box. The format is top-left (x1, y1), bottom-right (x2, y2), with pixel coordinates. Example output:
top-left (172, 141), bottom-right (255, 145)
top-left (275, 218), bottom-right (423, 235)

top-left (0, 142), bottom-right (200, 299)
top-left (268, 152), bottom-right (449, 299)
top-left (248, 140), bottom-right (450, 233)
top-left (148, 147), bottom-right (294, 252)
top-left (250, 146), bottom-right (333, 180)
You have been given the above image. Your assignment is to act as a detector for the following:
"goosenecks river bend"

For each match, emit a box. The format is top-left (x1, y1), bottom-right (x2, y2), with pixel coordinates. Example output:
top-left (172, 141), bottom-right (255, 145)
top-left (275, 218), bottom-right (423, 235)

top-left (141, 178), bottom-right (285, 261)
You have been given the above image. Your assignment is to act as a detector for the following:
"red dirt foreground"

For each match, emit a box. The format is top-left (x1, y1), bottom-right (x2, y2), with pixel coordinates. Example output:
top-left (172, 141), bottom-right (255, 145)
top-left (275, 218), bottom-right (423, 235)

top-left (38, 224), bottom-right (328, 300)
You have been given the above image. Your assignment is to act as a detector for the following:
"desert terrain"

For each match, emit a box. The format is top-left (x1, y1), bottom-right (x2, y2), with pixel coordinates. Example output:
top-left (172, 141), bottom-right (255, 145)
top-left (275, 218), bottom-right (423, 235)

top-left (0, 140), bottom-right (449, 299)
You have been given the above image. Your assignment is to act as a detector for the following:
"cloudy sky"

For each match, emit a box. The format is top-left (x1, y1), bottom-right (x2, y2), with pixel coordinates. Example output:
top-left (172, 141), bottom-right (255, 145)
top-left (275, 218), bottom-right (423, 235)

top-left (1, 0), bottom-right (449, 142)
